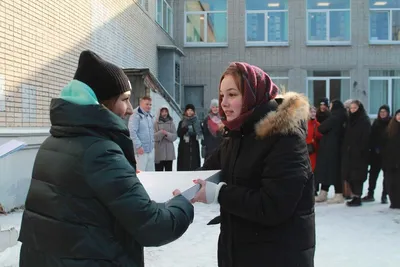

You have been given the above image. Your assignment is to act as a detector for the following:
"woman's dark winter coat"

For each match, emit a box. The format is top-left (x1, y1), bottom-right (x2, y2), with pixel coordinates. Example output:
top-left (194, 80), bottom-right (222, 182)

top-left (341, 106), bottom-right (371, 183)
top-left (382, 118), bottom-right (400, 209)
top-left (202, 93), bottom-right (315, 267)
top-left (369, 105), bottom-right (391, 162)
top-left (202, 114), bottom-right (223, 159)
top-left (177, 116), bottom-right (202, 171)
top-left (18, 98), bottom-right (194, 267)
top-left (314, 102), bottom-right (347, 186)
top-left (316, 109), bottom-right (331, 124)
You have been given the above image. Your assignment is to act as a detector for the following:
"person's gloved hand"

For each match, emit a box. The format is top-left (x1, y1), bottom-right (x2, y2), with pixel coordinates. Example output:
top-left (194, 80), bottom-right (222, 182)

top-left (191, 179), bottom-right (226, 204)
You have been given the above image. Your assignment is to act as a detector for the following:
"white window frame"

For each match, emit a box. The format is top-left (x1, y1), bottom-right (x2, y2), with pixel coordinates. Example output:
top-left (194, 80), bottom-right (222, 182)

top-left (368, 76), bottom-right (400, 117)
top-left (245, 9), bottom-right (289, 46)
top-left (306, 1), bottom-right (351, 46)
top-left (306, 75), bottom-right (351, 103)
top-left (156, 0), bottom-right (173, 36)
top-left (184, 2), bottom-right (228, 47)
top-left (369, 5), bottom-right (400, 44)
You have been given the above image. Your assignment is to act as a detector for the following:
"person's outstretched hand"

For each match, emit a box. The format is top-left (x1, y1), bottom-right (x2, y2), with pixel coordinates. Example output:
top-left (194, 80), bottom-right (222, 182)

top-left (172, 189), bottom-right (181, 196)
top-left (191, 179), bottom-right (227, 204)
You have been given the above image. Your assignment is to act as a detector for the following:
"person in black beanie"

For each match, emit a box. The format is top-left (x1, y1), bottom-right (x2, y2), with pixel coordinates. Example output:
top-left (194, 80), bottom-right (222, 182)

top-left (18, 50), bottom-right (194, 267)
top-left (177, 104), bottom-right (203, 171)
top-left (316, 97), bottom-right (331, 123)
top-left (362, 105), bottom-right (391, 203)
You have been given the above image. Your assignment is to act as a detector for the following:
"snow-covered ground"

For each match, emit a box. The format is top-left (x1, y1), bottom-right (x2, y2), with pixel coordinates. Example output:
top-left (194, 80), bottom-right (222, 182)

top-left (1, 173), bottom-right (399, 267)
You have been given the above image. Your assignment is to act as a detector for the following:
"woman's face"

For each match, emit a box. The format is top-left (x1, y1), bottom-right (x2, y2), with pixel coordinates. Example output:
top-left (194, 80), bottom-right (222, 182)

top-left (211, 105), bottom-right (219, 114)
top-left (310, 108), bottom-right (317, 119)
top-left (110, 91), bottom-right (133, 119)
top-left (160, 109), bottom-right (168, 118)
top-left (379, 109), bottom-right (389, 119)
top-left (186, 109), bottom-right (194, 117)
top-left (349, 103), bottom-right (359, 114)
top-left (220, 75), bottom-right (243, 121)
top-left (396, 113), bottom-right (400, 122)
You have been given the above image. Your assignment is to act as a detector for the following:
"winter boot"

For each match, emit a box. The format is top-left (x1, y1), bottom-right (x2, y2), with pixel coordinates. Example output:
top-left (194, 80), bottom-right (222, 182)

top-left (381, 194), bottom-right (388, 204)
top-left (327, 193), bottom-right (345, 204)
top-left (315, 190), bottom-right (328, 203)
top-left (347, 196), bottom-right (362, 207)
top-left (362, 192), bottom-right (375, 202)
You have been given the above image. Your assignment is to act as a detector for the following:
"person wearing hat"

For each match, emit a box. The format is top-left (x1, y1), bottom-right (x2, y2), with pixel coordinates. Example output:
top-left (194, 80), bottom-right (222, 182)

top-left (177, 104), bottom-right (203, 171)
top-left (179, 62), bottom-right (315, 267)
top-left (201, 98), bottom-right (224, 160)
top-left (316, 97), bottom-right (331, 123)
top-left (362, 105), bottom-right (391, 203)
top-left (18, 50), bottom-right (194, 266)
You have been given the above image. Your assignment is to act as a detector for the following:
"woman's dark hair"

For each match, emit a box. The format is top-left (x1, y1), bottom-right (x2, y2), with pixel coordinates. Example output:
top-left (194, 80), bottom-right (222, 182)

top-left (330, 99), bottom-right (344, 111)
top-left (388, 110), bottom-right (400, 137)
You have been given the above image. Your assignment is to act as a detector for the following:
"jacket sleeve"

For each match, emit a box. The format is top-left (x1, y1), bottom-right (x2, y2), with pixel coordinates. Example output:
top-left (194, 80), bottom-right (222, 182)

top-left (83, 140), bottom-right (194, 247)
top-left (154, 122), bottom-right (165, 142)
top-left (177, 121), bottom-right (188, 138)
top-left (217, 134), bottom-right (309, 226)
top-left (317, 116), bottom-right (336, 134)
top-left (199, 140), bottom-right (222, 170)
top-left (165, 122), bottom-right (178, 142)
top-left (315, 121), bottom-right (323, 140)
top-left (128, 113), bottom-right (142, 149)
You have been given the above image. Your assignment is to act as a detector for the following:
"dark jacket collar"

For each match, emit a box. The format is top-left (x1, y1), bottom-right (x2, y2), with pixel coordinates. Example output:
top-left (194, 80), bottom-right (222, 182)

top-left (49, 98), bottom-right (136, 166)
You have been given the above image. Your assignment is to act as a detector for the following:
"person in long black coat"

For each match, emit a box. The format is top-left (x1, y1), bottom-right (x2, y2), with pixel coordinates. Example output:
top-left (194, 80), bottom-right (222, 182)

top-left (18, 50), bottom-right (194, 267)
top-left (342, 100), bottom-right (372, 207)
top-left (382, 110), bottom-right (400, 209)
top-left (177, 104), bottom-right (203, 171)
top-left (362, 105), bottom-right (391, 203)
top-left (186, 62), bottom-right (315, 267)
top-left (314, 100), bottom-right (347, 203)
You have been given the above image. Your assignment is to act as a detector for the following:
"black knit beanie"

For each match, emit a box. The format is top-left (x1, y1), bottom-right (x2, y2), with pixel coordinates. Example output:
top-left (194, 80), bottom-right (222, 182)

top-left (185, 104), bottom-right (195, 112)
top-left (73, 50), bottom-right (132, 101)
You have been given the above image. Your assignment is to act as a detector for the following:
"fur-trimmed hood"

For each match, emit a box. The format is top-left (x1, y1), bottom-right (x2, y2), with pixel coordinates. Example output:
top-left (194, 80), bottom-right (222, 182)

top-left (255, 92), bottom-right (310, 138)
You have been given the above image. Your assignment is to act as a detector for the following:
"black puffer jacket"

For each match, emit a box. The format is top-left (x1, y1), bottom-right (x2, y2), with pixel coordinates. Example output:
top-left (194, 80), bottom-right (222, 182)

top-left (19, 98), bottom-right (194, 267)
top-left (203, 93), bottom-right (315, 267)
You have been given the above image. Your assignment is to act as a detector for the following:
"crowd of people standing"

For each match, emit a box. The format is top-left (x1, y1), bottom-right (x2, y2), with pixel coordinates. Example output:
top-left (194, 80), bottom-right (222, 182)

top-left (309, 98), bottom-right (399, 209)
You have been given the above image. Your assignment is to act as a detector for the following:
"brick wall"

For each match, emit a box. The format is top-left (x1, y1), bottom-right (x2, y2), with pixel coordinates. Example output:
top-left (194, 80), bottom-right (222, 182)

top-left (0, 0), bottom-right (174, 128)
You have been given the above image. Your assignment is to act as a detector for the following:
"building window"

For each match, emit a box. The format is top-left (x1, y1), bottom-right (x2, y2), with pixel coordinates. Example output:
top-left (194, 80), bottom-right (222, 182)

top-left (370, 0), bottom-right (400, 43)
top-left (245, 0), bottom-right (288, 46)
top-left (157, 0), bottom-right (173, 35)
top-left (307, 71), bottom-right (351, 107)
top-left (139, 0), bottom-right (148, 11)
top-left (0, 75), bottom-right (5, 112)
top-left (306, 0), bottom-right (351, 45)
top-left (21, 84), bottom-right (37, 123)
top-left (369, 70), bottom-right (400, 116)
top-left (175, 62), bottom-right (181, 104)
top-left (184, 0), bottom-right (228, 46)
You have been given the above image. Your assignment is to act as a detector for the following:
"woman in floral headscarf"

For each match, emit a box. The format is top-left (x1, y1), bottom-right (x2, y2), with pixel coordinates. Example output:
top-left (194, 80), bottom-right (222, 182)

top-left (176, 62), bottom-right (315, 267)
top-left (201, 99), bottom-right (224, 160)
